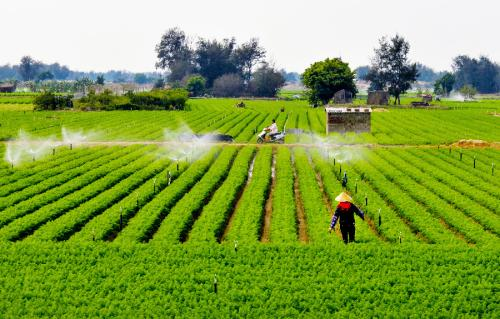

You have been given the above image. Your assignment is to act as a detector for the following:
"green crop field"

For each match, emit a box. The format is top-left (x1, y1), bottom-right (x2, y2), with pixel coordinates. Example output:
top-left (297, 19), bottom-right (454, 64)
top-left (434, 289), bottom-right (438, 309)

top-left (0, 98), bottom-right (499, 317)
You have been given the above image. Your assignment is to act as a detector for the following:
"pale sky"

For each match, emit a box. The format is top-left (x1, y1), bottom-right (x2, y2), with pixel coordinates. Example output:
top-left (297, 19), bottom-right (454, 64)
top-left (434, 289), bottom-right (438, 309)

top-left (1, 0), bottom-right (498, 73)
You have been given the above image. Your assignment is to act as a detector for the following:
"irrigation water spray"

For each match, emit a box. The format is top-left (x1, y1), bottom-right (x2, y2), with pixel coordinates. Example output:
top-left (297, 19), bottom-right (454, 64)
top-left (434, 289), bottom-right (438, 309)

top-left (4, 130), bottom-right (57, 167)
top-left (162, 123), bottom-right (216, 163)
top-left (4, 127), bottom-right (99, 167)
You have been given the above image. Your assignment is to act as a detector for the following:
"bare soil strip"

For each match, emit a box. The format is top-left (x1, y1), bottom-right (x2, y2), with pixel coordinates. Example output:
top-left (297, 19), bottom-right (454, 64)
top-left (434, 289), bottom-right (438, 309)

top-left (260, 148), bottom-right (276, 243)
top-left (312, 169), bottom-right (343, 241)
top-left (291, 155), bottom-right (308, 243)
top-left (220, 152), bottom-right (256, 242)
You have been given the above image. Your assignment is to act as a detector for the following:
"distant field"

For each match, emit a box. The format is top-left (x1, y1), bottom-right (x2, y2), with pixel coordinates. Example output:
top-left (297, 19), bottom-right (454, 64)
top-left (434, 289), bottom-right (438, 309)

top-left (0, 98), bottom-right (498, 144)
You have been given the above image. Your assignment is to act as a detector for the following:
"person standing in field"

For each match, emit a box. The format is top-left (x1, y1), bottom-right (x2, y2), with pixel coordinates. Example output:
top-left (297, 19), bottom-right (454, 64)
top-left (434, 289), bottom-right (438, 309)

top-left (328, 192), bottom-right (365, 244)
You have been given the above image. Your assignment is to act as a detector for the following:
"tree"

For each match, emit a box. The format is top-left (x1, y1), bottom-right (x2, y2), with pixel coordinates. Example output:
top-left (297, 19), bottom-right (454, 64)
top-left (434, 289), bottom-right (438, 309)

top-left (74, 77), bottom-right (94, 95)
top-left (302, 58), bottom-right (357, 106)
top-left (134, 73), bottom-right (148, 84)
top-left (459, 85), bottom-right (477, 100)
top-left (18, 56), bottom-right (42, 81)
top-left (37, 71), bottom-right (54, 81)
top-left (185, 75), bottom-right (206, 97)
top-left (354, 66), bottom-right (370, 80)
top-left (96, 75), bottom-right (105, 85)
top-left (365, 35), bottom-right (418, 105)
top-left (452, 55), bottom-right (499, 93)
top-left (195, 38), bottom-right (237, 88)
top-left (153, 78), bottom-right (165, 89)
top-left (212, 73), bottom-right (244, 97)
top-left (249, 63), bottom-right (285, 97)
top-left (48, 63), bottom-right (70, 80)
top-left (416, 63), bottom-right (441, 82)
top-left (155, 28), bottom-right (194, 82)
top-left (280, 71), bottom-right (300, 83)
top-left (232, 38), bottom-right (266, 84)
top-left (433, 72), bottom-right (455, 96)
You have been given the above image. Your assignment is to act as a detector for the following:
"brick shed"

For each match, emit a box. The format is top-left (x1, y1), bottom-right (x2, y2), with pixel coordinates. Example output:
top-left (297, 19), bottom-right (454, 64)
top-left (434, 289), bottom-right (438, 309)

top-left (325, 106), bottom-right (372, 134)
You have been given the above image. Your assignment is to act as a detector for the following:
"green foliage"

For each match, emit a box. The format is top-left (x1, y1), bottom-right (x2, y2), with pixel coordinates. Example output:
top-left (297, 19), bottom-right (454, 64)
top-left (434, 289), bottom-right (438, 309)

top-left (1, 243), bottom-right (498, 317)
top-left (270, 147), bottom-right (297, 242)
top-left (153, 78), bottom-right (165, 89)
top-left (134, 73), bottom-right (149, 84)
top-left (249, 63), bottom-right (285, 97)
top-left (114, 149), bottom-right (218, 243)
top-left (302, 58), bottom-right (357, 106)
top-left (212, 73), bottom-right (244, 97)
top-left (366, 35), bottom-right (419, 105)
top-left (187, 147), bottom-right (255, 243)
top-left (224, 146), bottom-right (272, 243)
top-left (130, 89), bottom-right (189, 110)
top-left (33, 91), bottom-right (73, 110)
top-left (152, 147), bottom-right (238, 243)
top-left (74, 88), bottom-right (188, 111)
top-left (453, 55), bottom-right (500, 93)
top-left (185, 75), bottom-right (206, 97)
top-left (434, 72), bottom-right (455, 96)
top-left (96, 75), bottom-right (105, 85)
top-left (459, 85), bottom-right (478, 100)
top-left (37, 71), bottom-right (54, 81)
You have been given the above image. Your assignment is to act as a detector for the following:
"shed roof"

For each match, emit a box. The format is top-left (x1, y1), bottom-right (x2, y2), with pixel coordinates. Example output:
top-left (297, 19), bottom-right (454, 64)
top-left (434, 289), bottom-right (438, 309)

top-left (325, 106), bottom-right (372, 113)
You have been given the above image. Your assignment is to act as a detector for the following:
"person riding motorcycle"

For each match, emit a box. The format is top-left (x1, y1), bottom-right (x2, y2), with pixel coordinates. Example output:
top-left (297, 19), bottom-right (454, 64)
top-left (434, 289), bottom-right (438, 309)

top-left (258, 119), bottom-right (278, 140)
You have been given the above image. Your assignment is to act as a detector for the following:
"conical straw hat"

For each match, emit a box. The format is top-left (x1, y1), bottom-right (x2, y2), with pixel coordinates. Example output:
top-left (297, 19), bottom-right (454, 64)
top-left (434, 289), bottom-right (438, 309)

top-left (335, 192), bottom-right (352, 202)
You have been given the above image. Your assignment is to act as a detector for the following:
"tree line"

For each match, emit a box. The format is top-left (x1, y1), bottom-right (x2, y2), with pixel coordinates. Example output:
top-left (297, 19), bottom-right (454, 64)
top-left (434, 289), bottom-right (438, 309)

top-left (154, 28), bottom-right (285, 97)
top-left (0, 57), bottom-right (163, 84)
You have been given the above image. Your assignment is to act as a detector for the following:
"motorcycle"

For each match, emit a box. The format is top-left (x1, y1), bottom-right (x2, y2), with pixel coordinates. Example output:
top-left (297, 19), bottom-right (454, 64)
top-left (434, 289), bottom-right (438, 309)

top-left (257, 128), bottom-right (286, 144)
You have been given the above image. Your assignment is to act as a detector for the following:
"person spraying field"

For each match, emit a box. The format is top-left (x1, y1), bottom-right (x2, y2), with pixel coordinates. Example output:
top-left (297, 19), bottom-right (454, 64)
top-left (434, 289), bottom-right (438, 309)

top-left (329, 192), bottom-right (365, 244)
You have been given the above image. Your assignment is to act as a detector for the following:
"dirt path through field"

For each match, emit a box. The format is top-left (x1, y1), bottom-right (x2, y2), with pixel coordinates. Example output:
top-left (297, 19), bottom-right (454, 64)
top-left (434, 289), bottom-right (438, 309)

top-left (260, 148), bottom-right (276, 243)
top-left (312, 169), bottom-right (342, 241)
top-left (3, 140), bottom-right (498, 149)
top-left (292, 157), bottom-right (308, 243)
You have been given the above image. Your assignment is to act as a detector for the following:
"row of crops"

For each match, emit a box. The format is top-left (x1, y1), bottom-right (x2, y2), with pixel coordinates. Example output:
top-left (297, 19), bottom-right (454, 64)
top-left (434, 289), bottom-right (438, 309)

top-left (0, 144), bottom-right (498, 246)
top-left (1, 106), bottom-right (498, 144)
top-left (0, 242), bottom-right (497, 317)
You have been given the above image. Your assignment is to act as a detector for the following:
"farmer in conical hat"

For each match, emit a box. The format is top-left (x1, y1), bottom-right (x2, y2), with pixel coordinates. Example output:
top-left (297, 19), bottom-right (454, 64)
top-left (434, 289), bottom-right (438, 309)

top-left (329, 192), bottom-right (365, 244)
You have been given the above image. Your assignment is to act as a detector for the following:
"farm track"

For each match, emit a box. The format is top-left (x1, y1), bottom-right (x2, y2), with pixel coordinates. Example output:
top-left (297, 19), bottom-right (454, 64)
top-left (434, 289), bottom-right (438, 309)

top-left (3, 140), bottom-right (498, 149)
top-left (260, 148), bottom-right (276, 243)
top-left (291, 156), bottom-right (308, 243)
